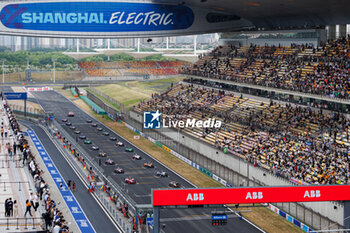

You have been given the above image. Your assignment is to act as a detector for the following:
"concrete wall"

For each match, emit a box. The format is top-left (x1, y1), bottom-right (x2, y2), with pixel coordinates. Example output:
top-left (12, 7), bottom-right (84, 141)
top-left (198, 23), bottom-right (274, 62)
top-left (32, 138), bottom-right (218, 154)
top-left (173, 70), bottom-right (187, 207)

top-left (82, 75), bottom-right (181, 82)
top-left (220, 38), bottom-right (319, 47)
top-left (129, 110), bottom-right (344, 228)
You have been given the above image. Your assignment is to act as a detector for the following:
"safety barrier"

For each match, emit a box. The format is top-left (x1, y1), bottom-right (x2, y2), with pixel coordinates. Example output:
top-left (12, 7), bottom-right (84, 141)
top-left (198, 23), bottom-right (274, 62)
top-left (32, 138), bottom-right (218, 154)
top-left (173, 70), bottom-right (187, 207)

top-left (267, 204), bottom-right (314, 232)
top-left (79, 95), bottom-right (106, 115)
top-left (0, 217), bottom-right (42, 230)
top-left (70, 88), bottom-right (78, 98)
top-left (26, 87), bottom-right (53, 92)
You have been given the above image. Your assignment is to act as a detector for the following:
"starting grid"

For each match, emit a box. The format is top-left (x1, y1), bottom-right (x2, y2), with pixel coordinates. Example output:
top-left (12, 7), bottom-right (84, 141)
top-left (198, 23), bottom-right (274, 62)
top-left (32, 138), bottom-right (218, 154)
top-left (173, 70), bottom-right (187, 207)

top-left (27, 129), bottom-right (95, 233)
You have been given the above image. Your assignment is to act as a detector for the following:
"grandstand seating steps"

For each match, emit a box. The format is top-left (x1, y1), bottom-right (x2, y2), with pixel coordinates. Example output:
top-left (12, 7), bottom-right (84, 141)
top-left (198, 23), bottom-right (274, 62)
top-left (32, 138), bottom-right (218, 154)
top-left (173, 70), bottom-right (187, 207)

top-left (78, 61), bottom-right (189, 77)
top-left (135, 83), bottom-right (350, 184)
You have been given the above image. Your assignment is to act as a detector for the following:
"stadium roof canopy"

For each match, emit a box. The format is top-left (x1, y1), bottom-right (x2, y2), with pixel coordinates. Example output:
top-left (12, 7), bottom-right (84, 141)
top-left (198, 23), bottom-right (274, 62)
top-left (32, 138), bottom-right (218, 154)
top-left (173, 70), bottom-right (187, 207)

top-left (169, 0), bottom-right (350, 30)
top-left (94, 48), bottom-right (134, 56)
top-left (125, 52), bottom-right (162, 59)
top-left (163, 54), bottom-right (199, 63)
top-left (0, 0), bottom-right (348, 38)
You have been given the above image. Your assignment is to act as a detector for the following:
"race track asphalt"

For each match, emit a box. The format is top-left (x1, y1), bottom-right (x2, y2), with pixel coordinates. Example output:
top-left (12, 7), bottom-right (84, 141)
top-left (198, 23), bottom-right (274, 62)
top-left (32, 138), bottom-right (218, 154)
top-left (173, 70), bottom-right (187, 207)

top-left (21, 121), bottom-right (122, 233)
top-left (30, 90), bottom-right (263, 233)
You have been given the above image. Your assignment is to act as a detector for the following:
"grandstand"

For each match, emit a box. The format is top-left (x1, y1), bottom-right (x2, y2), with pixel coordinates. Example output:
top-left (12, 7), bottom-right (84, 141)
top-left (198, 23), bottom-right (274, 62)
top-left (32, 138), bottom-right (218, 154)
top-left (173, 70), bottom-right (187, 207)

top-left (78, 60), bottom-right (189, 77)
top-left (181, 36), bottom-right (350, 99)
top-left (135, 83), bottom-right (350, 186)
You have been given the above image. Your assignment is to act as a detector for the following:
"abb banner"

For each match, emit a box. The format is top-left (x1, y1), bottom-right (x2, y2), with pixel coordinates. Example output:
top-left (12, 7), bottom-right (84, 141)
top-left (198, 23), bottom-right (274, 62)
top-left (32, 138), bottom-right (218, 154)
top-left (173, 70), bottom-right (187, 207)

top-left (152, 185), bottom-right (350, 206)
top-left (27, 87), bottom-right (52, 92)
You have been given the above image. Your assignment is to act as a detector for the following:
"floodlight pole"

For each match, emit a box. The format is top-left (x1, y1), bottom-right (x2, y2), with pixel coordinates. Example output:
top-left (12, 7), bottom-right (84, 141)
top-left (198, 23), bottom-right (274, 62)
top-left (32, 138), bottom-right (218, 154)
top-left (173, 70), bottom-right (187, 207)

top-left (24, 98), bottom-right (26, 117)
top-left (76, 38), bottom-right (79, 53)
top-left (194, 35), bottom-right (197, 55)
top-left (247, 161), bottom-right (250, 186)
top-left (166, 37), bottom-right (169, 50)
top-left (52, 58), bottom-right (56, 83)
top-left (137, 38), bottom-right (140, 53)
top-left (2, 60), bottom-right (4, 84)
top-left (107, 38), bottom-right (110, 50)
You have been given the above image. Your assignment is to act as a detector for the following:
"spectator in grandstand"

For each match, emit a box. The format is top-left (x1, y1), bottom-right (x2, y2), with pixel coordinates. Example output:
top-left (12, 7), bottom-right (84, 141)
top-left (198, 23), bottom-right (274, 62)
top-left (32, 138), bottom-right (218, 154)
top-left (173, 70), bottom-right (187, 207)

top-left (181, 36), bottom-right (350, 99)
top-left (136, 83), bottom-right (350, 185)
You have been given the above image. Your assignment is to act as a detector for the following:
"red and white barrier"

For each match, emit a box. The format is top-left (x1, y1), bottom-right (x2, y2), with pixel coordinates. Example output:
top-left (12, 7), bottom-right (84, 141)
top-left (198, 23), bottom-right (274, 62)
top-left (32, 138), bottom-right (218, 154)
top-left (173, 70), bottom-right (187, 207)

top-left (26, 87), bottom-right (53, 92)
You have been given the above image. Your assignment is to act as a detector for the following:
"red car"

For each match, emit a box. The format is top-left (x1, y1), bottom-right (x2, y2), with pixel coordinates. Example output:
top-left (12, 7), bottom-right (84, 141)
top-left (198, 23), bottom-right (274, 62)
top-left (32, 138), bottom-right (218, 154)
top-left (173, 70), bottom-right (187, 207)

top-left (116, 141), bottom-right (124, 146)
top-left (124, 177), bottom-right (136, 184)
top-left (68, 112), bottom-right (75, 117)
top-left (132, 154), bottom-right (142, 160)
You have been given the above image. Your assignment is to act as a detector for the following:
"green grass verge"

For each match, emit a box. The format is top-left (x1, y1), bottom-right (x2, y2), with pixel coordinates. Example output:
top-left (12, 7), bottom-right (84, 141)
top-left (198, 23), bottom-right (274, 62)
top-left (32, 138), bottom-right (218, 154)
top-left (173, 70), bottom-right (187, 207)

top-left (94, 77), bottom-right (184, 110)
top-left (86, 88), bottom-right (121, 110)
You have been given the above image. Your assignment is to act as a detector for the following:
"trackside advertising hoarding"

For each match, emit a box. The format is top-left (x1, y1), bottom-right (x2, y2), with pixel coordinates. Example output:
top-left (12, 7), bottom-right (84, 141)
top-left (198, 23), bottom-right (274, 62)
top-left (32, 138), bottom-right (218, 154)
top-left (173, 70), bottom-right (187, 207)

top-left (152, 185), bottom-right (350, 206)
top-left (0, 1), bottom-right (253, 37)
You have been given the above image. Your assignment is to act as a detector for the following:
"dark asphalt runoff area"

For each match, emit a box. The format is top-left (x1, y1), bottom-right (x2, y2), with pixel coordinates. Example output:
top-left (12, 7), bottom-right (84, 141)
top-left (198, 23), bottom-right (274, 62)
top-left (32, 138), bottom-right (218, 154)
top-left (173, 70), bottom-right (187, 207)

top-left (30, 90), bottom-right (263, 233)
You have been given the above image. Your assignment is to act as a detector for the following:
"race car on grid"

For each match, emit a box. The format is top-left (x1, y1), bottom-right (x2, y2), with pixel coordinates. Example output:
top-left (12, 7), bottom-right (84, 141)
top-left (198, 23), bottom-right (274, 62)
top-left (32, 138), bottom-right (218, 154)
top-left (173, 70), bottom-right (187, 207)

top-left (125, 177), bottom-right (136, 184)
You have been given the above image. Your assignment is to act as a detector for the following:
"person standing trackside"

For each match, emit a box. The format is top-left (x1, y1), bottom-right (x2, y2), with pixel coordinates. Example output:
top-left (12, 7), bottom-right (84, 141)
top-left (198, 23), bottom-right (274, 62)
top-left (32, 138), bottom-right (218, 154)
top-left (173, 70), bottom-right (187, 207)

top-left (8, 148), bottom-right (12, 160)
top-left (67, 180), bottom-right (71, 190)
top-left (7, 198), bottom-right (13, 217)
top-left (72, 181), bottom-right (76, 192)
top-left (4, 198), bottom-right (8, 217)
top-left (13, 142), bottom-right (16, 155)
top-left (33, 193), bottom-right (39, 212)
top-left (13, 200), bottom-right (18, 218)
top-left (24, 200), bottom-right (32, 217)
top-left (29, 192), bottom-right (35, 208)
top-left (22, 148), bottom-right (28, 165)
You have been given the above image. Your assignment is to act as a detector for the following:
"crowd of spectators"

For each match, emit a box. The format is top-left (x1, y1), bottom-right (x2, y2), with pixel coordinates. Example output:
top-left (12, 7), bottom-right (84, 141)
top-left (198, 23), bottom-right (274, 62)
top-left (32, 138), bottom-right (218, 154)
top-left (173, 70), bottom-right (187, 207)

top-left (181, 36), bottom-right (350, 98)
top-left (78, 61), bottom-right (188, 77)
top-left (135, 84), bottom-right (350, 185)
top-left (2, 97), bottom-right (70, 232)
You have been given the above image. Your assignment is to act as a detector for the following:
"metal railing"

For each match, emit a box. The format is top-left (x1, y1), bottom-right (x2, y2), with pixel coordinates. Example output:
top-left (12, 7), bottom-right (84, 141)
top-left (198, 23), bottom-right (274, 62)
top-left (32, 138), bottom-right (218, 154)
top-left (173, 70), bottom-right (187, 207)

top-left (0, 181), bottom-right (31, 192)
top-left (0, 217), bottom-right (42, 230)
top-left (0, 159), bottom-right (24, 168)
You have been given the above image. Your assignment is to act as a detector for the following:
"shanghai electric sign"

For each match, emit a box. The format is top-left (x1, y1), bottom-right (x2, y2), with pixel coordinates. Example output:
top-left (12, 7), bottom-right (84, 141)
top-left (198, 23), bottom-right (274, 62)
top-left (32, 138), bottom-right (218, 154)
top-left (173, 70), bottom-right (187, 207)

top-left (152, 185), bottom-right (350, 206)
top-left (0, 2), bottom-right (194, 32)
